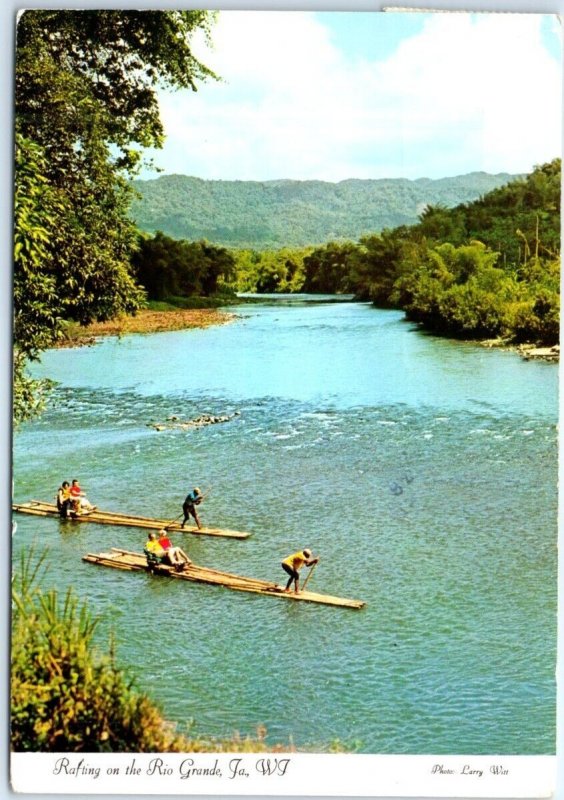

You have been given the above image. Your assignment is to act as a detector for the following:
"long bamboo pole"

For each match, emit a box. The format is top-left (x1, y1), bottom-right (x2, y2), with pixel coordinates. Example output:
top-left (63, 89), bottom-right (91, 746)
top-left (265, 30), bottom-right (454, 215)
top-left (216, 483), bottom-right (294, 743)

top-left (302, 562), bottom-right (317, 592)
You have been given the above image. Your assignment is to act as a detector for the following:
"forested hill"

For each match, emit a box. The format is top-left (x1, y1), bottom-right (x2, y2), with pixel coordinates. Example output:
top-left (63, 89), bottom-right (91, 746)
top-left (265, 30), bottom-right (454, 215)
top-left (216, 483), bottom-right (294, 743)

top-left (130, 172), bottom-right (519, 249)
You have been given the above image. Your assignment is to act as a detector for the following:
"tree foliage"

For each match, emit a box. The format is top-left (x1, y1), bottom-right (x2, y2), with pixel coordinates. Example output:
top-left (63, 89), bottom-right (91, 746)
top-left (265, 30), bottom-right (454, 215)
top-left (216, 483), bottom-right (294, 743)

top-left (16, 11), bottom-right (217, 162)
top-left (130, 172), bottom-right (518, 250)
top-left (13, 10), bottom-right (217, 425)
top-left (416, 160), bottom-right (561, 267)
top-left (346, 227), bottom-right (414, 304)
top-left (225, 248), bottom-right (312, 293)
top-left (133, 231), bottom-right (236, 300)
top-left (302, 242), bottom-right (358, 293)
top-left (294, 161), bottom-right (560, 345)
top-left (384, 161), bottom-right (561, 343)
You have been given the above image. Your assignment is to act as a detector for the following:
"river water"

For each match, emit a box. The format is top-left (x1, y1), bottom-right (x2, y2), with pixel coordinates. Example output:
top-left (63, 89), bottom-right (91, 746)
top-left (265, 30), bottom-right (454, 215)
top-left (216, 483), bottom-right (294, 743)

top-left (12, 299), bottom-right (557, 754)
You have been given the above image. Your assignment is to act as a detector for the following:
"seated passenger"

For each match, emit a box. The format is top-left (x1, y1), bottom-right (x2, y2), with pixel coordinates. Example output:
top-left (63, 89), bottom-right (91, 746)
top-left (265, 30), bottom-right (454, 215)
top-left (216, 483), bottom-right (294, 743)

top-left (56, 481), bottom-right (72, 519)
top-left (157, 529), bottom-right (191, 571)
top-left (69, 479), bottom-right (95, 514)
top-left (144, 531), bottom-right (166, 566)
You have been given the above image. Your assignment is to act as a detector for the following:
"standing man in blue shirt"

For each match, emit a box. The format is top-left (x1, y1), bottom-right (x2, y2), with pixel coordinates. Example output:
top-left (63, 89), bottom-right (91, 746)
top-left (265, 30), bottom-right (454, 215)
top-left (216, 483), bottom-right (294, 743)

top-left (181, 487), bottom-right (203, 529)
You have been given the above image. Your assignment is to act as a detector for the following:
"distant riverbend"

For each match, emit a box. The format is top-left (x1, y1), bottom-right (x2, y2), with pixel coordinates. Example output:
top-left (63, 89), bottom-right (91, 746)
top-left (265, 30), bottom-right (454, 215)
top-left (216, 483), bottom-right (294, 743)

top-left (56, 299), bottom-right (560, 361)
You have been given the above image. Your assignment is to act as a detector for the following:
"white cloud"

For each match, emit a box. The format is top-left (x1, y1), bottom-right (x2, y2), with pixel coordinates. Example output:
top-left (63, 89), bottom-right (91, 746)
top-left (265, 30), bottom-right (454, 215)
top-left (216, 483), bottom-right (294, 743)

top-left (146, 11), bottom-right (561, 181)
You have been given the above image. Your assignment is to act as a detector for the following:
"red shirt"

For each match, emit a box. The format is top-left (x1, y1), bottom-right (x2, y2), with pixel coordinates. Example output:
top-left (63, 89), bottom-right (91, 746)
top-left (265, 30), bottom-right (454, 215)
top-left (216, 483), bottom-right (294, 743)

top-left (70, 484), bottom-right (82, 497)
top-left (158, 535), bottom-right (173, 550)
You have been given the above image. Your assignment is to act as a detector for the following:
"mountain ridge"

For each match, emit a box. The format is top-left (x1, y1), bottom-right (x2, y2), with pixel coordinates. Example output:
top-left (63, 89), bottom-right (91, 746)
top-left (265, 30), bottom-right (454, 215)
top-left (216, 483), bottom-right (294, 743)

top-left (130, 171), bottom-right (521, 249)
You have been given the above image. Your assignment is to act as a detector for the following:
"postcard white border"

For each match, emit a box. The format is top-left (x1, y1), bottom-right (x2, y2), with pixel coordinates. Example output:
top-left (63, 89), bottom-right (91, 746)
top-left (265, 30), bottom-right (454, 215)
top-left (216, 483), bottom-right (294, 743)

top-left (4, 1), bottom-right (564, 800)
top-left (9, 754), bottom-right (557, 797)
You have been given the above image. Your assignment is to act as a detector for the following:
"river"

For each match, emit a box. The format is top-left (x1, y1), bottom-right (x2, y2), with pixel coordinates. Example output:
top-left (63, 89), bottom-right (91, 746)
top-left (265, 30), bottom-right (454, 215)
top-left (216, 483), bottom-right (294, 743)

top-left (12, 299), bottom-right (558, 754)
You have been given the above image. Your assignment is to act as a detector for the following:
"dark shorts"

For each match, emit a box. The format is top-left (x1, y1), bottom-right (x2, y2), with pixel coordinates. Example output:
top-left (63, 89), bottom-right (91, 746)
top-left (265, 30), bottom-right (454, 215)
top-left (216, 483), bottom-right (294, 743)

top-left (58, 499), bottom-right (71, 518)
top-left (281, 562), bottom-right (299, 581)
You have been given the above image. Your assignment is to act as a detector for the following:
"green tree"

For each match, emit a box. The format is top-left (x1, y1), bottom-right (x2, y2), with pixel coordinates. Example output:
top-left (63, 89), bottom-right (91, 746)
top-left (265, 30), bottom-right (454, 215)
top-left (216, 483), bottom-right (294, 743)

top-left (133, 232), bottom-right (236, 300)
top-left (391, 240), bottom-right (555, 340)
top-left (347, 228), bottom-right (410, 304)
top-left (348, 161), bottom-right (559, 344)
top-left (229, 248), bottom-right (309, 293)
top-left (462, 160), bottom-right (561, 269)
top-left (198, 241), bottom-right (237, 296)
top-left (13, 136), bottom-right (66, 425)
top-left (417, 202), bottom-right (469, 244)
top-left (301, 242), bottom-right (357, 293)
top-left (14, 10), bottom-right (217, 424)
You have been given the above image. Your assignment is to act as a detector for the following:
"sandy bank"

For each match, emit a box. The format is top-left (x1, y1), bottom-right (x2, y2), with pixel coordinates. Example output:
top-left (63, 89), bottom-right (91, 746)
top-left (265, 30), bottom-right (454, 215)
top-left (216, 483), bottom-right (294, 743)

top-left (481, 339), bottom-right (559, 362)
top-left (57, 308), bottom-right (237, 348)
top-left (517, 344), bottom-right (560, 362)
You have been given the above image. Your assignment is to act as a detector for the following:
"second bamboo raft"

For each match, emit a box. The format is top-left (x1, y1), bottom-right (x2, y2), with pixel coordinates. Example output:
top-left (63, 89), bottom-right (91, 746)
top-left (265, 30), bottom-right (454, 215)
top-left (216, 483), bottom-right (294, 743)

top-left (12, 501), bottom-right (250, 539)
top-left (82, 547), bottom-right (366, 610)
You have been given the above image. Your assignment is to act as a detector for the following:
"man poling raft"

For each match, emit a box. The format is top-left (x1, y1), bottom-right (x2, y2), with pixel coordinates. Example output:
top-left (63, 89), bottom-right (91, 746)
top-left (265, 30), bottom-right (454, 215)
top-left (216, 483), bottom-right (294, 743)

top-left (281, 548), bottom-right (319, 594)
top-left (181, 487), bottom-right (204, 529)
top-left (13, 496), bottom-right (249, 538)
top-left (83, 547), bottom-right (365, 608)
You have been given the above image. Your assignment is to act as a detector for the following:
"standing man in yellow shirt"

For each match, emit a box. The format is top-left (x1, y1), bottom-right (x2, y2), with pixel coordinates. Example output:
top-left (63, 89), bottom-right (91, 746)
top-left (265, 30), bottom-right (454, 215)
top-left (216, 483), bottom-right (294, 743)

top-left (281, 548), bottom-right (319, 594)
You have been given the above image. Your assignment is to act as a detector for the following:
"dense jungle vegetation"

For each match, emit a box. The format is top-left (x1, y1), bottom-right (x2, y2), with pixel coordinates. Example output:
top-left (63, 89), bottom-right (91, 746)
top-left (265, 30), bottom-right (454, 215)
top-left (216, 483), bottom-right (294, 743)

top-left (13, 9), bottom-right (217, 426)
top-left (296, 159), bottom-right (561, 344)
top-left (131, 171), bottom-right (518, 249)
top-left (137, 160), bottom-right (560, 345)
top-left (132, 232), bottom-right (237, 304)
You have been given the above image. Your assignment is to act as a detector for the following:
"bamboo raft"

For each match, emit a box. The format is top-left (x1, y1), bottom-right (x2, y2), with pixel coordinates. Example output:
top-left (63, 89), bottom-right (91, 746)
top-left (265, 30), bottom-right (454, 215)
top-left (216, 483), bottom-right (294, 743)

top-left (82, 547), bottom-right (366, 610)
top-left (11, 501), bottom-right (250, 539)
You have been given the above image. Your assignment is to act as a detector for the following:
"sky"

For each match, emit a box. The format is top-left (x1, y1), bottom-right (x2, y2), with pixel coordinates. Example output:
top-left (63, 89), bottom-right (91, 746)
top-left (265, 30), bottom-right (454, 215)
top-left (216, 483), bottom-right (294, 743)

top-left (141, 10), bottom-right (562, 183)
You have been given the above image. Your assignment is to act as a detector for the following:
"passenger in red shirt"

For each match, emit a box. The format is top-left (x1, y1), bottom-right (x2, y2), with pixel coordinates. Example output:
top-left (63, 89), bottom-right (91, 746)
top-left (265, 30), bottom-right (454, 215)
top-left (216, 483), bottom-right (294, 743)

top-left (69, 479), bottom-right (95, 514)
top-left (157, 529), bottom-right (191, 570)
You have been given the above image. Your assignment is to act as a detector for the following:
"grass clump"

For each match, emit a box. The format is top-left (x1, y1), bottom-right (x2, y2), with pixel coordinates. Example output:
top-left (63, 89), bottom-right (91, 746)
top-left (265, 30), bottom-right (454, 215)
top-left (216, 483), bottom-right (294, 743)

top-left (11, 550), bottom-right (191, 752)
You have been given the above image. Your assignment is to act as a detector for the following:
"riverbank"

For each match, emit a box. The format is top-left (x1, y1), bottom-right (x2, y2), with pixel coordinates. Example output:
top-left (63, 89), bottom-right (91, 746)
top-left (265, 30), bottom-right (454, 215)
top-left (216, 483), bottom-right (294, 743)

top-left (57, 308), bottom-right (237, 348)
top-left (518, 344), bottom-right (560, 362)
top-left (481, 339), bottom-right (560, 362)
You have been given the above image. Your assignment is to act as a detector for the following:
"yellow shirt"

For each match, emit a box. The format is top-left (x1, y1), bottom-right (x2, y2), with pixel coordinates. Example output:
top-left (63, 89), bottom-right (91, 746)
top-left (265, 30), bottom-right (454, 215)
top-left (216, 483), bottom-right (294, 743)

top-left (146, 539), bottom-right (165, 557)
top-left (282, 551), bottom-right (308, 571)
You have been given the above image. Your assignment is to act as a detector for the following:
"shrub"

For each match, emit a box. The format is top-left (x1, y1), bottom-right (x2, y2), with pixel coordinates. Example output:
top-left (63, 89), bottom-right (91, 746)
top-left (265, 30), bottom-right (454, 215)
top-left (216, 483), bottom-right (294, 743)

top-left (11, 550), bottom-right (193, 752)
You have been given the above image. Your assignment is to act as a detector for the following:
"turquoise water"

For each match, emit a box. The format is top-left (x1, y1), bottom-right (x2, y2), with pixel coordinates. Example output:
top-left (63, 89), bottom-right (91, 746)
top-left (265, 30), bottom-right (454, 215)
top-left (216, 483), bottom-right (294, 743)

top-left (12, 301), bottom-right (557, 754)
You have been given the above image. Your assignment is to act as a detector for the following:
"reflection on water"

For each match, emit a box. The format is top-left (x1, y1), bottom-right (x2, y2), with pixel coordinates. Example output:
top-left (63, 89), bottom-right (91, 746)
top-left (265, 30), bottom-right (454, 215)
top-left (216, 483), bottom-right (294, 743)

top-left (13, 301), bottom-right (557, 754)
